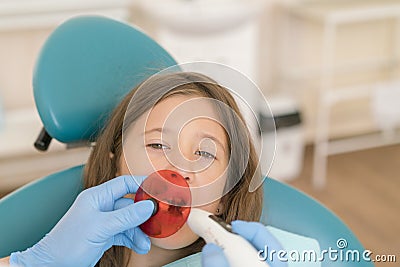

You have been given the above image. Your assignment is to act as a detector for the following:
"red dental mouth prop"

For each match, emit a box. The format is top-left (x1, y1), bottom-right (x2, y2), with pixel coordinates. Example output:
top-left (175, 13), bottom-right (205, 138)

top-left (135, 171), bottom-right (270, 267)
top-left (134, 170), bottom-right (191, 238)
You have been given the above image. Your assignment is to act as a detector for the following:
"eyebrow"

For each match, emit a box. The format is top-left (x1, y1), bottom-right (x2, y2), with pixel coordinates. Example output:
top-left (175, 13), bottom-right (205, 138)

top-left (143, 127), bottom-right (163, 135)
top-left (143, 127), bottom-right (172, 136)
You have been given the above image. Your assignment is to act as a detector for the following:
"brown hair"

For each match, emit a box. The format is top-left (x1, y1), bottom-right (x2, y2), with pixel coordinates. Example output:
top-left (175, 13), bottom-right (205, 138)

top-left (84, 72), bottom-right (263, 267)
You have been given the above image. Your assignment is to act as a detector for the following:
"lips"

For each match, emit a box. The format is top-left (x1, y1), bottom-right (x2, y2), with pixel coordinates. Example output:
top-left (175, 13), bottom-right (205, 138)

top-left (134, 170), bottom-right (191, 238)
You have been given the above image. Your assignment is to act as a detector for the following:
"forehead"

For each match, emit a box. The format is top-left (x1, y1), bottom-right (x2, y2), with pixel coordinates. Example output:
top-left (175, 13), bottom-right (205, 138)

top-left (146, 95), bottom-right (220, 127)
top-left (152, 94), bottom-right (212, 114)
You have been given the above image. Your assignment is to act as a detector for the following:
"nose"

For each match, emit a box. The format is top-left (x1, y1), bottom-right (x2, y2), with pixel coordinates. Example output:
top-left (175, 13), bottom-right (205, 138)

top-left (162, 151), bottom-right (198, 184)
top-left (180, 169), bottom-right (195, 184)
top-left (167, 164), bottom-right (196, 184)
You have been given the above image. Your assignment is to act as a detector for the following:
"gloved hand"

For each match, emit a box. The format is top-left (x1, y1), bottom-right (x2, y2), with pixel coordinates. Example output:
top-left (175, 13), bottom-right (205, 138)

top-left (9, 175), bottom-right (154, 267)
top-left (201, 220), bottom-right (287, 267)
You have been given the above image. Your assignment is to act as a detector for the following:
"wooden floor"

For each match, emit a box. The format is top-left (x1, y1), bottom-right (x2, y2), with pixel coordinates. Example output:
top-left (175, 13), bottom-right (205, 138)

top-left (288, 144), bottom-right (400, 266)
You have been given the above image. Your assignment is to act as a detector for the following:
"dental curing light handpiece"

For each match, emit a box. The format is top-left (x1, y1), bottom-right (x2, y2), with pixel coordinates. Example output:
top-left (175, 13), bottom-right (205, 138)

top-left (187, 208), bottom-right (269, 267)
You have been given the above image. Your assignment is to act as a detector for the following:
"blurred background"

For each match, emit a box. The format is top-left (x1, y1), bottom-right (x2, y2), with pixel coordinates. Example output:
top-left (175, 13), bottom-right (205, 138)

top-left (0, 0), bottom-right (399, 265)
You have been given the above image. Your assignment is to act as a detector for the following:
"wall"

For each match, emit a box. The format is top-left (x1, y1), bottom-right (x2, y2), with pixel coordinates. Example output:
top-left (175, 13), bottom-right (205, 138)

top-left (0, 0), bottom-right (399, 188)
top-left (0, 1), bottom-right (129, 189)
top-left (267, 0), bottom-right (400, 141)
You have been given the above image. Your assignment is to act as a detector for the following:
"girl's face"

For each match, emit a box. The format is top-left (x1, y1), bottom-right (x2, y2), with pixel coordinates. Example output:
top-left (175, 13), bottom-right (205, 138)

top-left (119, 94), bottom-right (229, 249)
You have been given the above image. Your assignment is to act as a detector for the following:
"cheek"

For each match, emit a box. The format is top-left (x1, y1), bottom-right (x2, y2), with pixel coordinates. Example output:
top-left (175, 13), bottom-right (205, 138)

top-left (200, 159), bottom-right (228, 189)
top-left (122, 136), bottom-right (163, 176)
top-left (120, 150), bottom-right (163, 177)
top-left (204, 170), bottom-right (227, 187)
top-left (144, 151), bottom-right (170, 171)
top-left (191, 171), bottom-right (227, 207)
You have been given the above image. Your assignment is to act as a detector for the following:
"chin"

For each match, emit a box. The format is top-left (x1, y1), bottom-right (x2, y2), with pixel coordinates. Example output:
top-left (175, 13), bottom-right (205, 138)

top-left (150, 223), bottom-right (199, 249)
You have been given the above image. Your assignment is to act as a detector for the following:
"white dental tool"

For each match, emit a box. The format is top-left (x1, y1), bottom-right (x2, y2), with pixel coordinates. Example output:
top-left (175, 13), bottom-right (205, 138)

top-left (187, 208), bottom-right (270, 267)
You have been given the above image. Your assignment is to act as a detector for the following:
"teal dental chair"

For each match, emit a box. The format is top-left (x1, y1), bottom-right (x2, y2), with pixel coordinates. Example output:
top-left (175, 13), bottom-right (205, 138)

top-left (0, 16), bottom-right (373, 267)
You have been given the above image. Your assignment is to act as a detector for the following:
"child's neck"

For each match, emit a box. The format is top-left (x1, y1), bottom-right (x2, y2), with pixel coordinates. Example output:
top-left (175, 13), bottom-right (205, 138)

top-left (128, 244), bottom-right (188, 267)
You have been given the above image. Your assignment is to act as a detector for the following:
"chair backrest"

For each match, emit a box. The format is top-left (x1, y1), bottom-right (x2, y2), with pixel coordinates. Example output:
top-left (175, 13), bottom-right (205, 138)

top-left (0, 168), bottom-right (373, 266)
top-left (261, 179), bottom-right (373, 267)
top-left (0, 166), bottom-right (83, 257)
top-left (33, 16), bottom-right (177, 148)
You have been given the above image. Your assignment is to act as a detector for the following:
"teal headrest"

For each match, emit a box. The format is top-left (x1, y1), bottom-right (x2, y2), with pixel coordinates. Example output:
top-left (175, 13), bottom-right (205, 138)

top-left (33, 16), bottom-right (177, 146)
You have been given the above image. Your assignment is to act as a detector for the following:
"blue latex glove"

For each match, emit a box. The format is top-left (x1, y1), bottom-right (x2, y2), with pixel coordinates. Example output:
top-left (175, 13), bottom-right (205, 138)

top-left (201, 220), bottom-right (287, 267)
top-left (9, 175), bottom-right (154, 267)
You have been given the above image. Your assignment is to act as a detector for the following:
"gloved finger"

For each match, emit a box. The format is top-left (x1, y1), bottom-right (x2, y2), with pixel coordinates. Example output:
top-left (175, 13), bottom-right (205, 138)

top-left (131, 243), bottom-right (151, 255)
top-left (124, 227), bottom-right (151, 254)
top-left (232, 220), bottom-right (284, 252)
top-left (201, 243), bottom-right (229, 267)
top-left (105, 200), bottom-right (155, 235)
top-left (113, 229), bottom-right (150, 254)
top-left (114, 198), bottom-right (134, 210)
top-left (91, 175), bottom-right (147, 203)
top-left (113, 233), bottom-right (135, 250)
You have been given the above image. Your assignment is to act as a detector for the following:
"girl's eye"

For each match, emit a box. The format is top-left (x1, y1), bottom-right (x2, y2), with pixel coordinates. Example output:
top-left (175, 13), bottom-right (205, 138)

top-left (195, 150), bottom-right (216, 160)
top-left (147, 143), bottom-right (169, 150)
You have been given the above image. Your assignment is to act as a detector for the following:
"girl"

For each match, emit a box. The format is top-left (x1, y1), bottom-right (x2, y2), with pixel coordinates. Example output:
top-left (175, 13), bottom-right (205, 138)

top-left (84, 71), bottom-right (263, 267)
